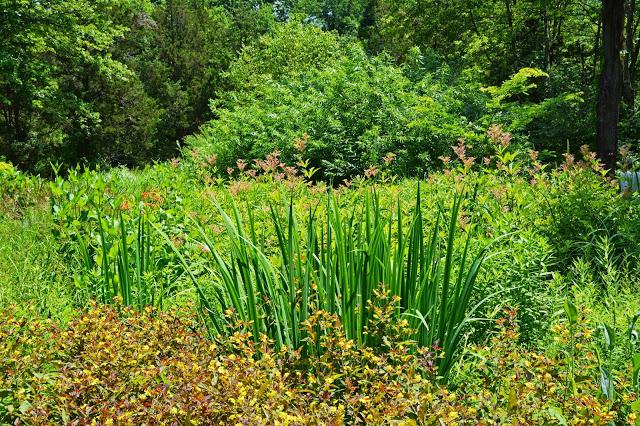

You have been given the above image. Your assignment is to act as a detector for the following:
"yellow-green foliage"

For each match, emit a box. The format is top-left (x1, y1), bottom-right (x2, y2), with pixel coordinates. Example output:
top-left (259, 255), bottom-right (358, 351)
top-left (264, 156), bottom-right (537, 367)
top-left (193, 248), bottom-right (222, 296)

top-left (0, 302), bottom-right (637, 425)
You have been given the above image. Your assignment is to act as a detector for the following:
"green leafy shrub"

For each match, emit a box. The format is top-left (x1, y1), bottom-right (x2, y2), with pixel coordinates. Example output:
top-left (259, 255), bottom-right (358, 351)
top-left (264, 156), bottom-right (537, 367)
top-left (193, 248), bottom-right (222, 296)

top-left (453, 310), bottom-right (631, 424)
top-left (188, 24), bottom-right (583, 183)
top-left (226, 21), bottom-right (346, 90)
top-left (0, 210), bottom-right (72, 319)
top-left (49, 167), bottom-right (196, 309)
top-left (540, 165), bottom-right (635, 268)
top-left (187, 22), bottom-right (477, 181)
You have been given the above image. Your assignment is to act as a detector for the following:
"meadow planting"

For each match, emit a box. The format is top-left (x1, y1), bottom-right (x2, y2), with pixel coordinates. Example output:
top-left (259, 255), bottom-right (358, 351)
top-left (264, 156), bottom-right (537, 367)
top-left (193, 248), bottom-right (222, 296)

top-left (3, 3), bottom-right (640, 422)
top-left (2, 141), bottom-right (640, 424)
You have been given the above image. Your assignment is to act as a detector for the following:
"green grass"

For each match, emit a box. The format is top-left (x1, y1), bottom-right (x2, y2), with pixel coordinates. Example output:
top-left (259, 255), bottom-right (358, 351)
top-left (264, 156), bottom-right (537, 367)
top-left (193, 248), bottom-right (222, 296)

top-left (161, 186), bottom-right (494, 378)
top-left (0, 208), bottom-right (73, 320)
top-left (74, 209), bottom-right (160, 308)
top-left (5, 161), bottom-right (640, 387)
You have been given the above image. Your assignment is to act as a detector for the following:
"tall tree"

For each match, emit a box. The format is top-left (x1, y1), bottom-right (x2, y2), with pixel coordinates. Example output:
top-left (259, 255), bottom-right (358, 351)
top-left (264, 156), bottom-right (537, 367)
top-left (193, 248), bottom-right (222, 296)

top-left (597, 0), bottom-right (625, 171)
top-left (0, 0), bottom-right (127, 170)
top-left (623, 0), bottom-right (639, 112)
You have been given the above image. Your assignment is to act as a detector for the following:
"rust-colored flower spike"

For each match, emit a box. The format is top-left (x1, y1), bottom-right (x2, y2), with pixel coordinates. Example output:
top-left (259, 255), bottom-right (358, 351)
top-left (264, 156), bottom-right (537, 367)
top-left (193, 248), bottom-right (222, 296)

top-left (170, 158), bottom-right (180, 168)
top-left (236, 159), bottom-right (247, 171)
top-left (383, 152), bottom-right (396, 166)
top-left (452, 139), bottom-right (467, 161)
top-left (262, 150), bottom-right (282, 173)
top-left (227, 167), bottom-right (234, 175)
top-left (439, 156), bottom-right (451, 165)
top-left (528, 149), bottom-right (539, 162)
top-left (171, 234), bottom-right (185, 248)
top-left (206, 154), bottom-right (217, 166)
top-left (487, 124), bottom-right (500, 140)
top-left (561, 153), bottom-right (575, 171)
top-left (487, 124), bottom-right (512, 148)
top-left (458, 214), bottom-right (470, 231)
top-left (501, 133), bottom-right (512, 149)
top-left (197, 243), bottom-right (211, 254)
top-left (463, 157), bottom-right (476, 169)
top-left (491, 186), bottom-right (506, 201)
top-left (294, 134), bottom-right (308, 152)
top-left (310, 184), bottom-right (325, 194)
top-left (228, 181), bottom-right (250, 196)
top-left (620, 145), bottom-right (631, 158)
top-left (364, 166), bottom-right (379, 178)
top-left (283, 166), bottom-right (297, 178)
top-left (579, 145), bottom-right (597, 162)
top-left (563, 153), bottom-right (575, 165)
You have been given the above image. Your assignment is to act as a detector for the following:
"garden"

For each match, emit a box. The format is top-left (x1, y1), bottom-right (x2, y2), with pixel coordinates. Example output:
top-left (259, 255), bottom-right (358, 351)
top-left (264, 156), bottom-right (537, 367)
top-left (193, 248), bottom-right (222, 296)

top-left (3, 135), bottom-right (640, 424)
top-left (3, 0), bottom-right (640, 424)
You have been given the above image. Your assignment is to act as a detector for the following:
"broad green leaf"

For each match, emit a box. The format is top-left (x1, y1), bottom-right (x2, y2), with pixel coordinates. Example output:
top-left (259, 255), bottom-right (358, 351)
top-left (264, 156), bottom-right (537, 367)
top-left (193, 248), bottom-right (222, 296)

top-left (564, 299), bottom-right (578, 325)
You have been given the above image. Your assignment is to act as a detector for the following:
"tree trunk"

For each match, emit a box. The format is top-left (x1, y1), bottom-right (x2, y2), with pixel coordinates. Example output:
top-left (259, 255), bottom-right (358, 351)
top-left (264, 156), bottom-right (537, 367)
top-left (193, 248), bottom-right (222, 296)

top-left (597, 0), bottom-right (625, 172)
top-left (505, 0), bottom-right (517, 56)
top-left (623, 0), bottom-right (637, 112)
top-left (543, 6), bottom-right (551, 70)
top-left (594, 16), bottom-right (602, 81)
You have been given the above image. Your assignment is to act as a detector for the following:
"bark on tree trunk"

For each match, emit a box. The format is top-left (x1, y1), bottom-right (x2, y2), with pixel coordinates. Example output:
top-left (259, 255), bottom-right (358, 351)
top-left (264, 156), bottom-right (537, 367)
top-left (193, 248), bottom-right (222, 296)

top-left (594, 16), bottom-right (602, 81)
top-left (505, 0), bottom-right (517, 55)
top-left (597, 0), bottom-right (625, 172)
top-left (543, 6), bottom-right (551, 70)
top-left (623, 0), bottom-right (637, 112)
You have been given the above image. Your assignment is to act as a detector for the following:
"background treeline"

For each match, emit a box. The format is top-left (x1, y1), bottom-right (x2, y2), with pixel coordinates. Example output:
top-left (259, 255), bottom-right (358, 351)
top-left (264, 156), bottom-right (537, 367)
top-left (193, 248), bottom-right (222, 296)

top-left (0, 0), bottom-right (636, 177)
top-left (0, 0), bottom-right (271, 172)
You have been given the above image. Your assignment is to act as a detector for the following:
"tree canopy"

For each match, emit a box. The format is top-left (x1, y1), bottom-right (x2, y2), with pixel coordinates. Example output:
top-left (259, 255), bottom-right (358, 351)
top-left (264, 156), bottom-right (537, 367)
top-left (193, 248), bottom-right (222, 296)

top-left (0, 0), bottom-right (637, 175)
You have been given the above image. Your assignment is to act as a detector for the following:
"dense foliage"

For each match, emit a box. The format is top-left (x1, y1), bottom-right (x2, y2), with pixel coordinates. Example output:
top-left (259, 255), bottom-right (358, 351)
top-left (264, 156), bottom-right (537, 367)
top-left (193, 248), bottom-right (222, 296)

top-left (187, 23), bottom-right (584, 180)
top-left (2, 0), bottom-right (637, 176)
top-left (3, 142), bottom-right (640, 422)
top-left (3, 0), bottom-right (640, 423)
top-left (1, 303), bottom-right (638, 424)
top-left (0, 0), bottom-right (272, 173)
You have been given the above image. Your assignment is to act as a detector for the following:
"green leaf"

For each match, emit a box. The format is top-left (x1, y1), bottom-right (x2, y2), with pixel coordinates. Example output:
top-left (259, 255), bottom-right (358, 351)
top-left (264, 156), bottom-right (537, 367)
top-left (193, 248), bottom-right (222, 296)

top-left (507, 388), bottom-right (518, 412)
top-left (602, 323), bottom-right (615, 350)
top-left (548, 407), bottom-right (568, 426)
top-left (599, 366), bottom-right (615, 401)
top-left (633, 353), bottom-right (640, 390)
top-left (19, 400), bottom-right (32, 414)
top-left (564, 299), bottom-right (578, 325)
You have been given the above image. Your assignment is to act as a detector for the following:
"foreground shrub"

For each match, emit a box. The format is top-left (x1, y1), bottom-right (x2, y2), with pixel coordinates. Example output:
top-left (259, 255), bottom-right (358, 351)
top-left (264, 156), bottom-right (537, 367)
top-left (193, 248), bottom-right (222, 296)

top-left (0, 303), bottom-right (458, 425)
top-left (1, 304), bottom-right (638, 424)
top-left (453, 309), bottom-right (635, 424)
